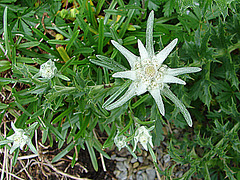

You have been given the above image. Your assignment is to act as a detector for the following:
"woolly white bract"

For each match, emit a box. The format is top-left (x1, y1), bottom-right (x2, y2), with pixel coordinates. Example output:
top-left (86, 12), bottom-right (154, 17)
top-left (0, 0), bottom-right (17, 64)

top-left (105, 11), bottom-right (201, 127)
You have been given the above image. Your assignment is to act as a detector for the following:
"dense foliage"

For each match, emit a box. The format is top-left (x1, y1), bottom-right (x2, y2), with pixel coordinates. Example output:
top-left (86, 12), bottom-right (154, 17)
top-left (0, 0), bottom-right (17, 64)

top-left (0, 0), bottom-right (240, 179)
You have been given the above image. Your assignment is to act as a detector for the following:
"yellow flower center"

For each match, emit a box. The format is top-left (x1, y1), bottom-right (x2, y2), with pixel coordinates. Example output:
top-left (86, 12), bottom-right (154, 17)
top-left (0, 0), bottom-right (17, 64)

top-left (144, 65), bottom-right (156, 78)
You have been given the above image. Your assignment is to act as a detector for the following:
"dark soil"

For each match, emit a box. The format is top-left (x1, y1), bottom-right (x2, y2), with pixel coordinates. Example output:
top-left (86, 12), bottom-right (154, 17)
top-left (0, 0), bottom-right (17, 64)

top-left (1, 145), bottom-right (116, 180)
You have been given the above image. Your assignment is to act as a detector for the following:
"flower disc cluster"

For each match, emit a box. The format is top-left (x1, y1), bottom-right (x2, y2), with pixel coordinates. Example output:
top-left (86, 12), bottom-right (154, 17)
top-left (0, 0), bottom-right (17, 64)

top-left (105, 11), bottom-right (201, 127)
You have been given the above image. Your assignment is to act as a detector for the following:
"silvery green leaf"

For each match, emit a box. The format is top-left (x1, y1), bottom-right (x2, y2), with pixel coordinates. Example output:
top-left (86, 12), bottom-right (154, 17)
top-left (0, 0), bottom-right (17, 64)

top-left (56, 74), bottom-right (71, 81)
top-left (103, 80), bottom-right (132, 108)
top-left (90, 55), bottom-right (127, 72)
top-left (162, 87), bottom-right (192, 127)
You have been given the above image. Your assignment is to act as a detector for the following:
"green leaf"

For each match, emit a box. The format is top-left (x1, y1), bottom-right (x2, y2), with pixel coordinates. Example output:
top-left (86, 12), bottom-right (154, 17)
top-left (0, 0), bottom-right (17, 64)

top-left (162, 87), bottom-right (192, 127)
top-left (52, 106), bottom-right (75, 124)
top-left (214, 0), bottom-right (233, 19)
top-left (86, 139), bottom-right (98, 171)
top-left (96, 0), bottom-right (105, 15)
top-left (87, 1), bottom-right (98, 30)
top-left (148, 143), bottom-right (156, 162)
top-left (14, 101), bottom-right (32, 117)
top-left (90, 55), bottom-right (127, 72)
top-left (118, 114), bottom-right (133, 136)
top-left (66, 30), bottom-right (80, 53)
top-left (204, 163), bottom-right (211, 180)
top-left (134, 117), bottom-right (155, 125)
top-left (27, 141), bottom-right (38, 154)
top-left (103, 124), bottom-right (116, 148)
top-left (74, 115), bottom-right (90, 140)
top-left (126, 145), bottom-right (137, 159)
top-left (45, 122), bottom-right (64, 141)
top-left (12, 148), bottom-right (19, 166)
top-left (131, 94), bottom-right (149, 109)
top-left (163, 0), bottom-right (175, 17)
top-left (3, 7), bottom-right (11, 60)
top-left (18, 41), bottom-right (40, 48)
top-left (0, 60), bottom-right (11, 72)
top-left (59, 56), bottom-right (76, 73)
top-left (52, 142), bottom-right (75, 163)
top-left (98, 18), bottom-right (104, 54)
top-left (119, 9), bottom-right (135, 38)
top-left (47, 40), bottom-right (68, 45)
top-left (57, 46), bottom-right (70, 62)
top-left (103, 80), bottom-right (131, 108)
top-left (32, 27), bottom-right (49, 41)
top-left (74, 47), bottom-right (95, 55)
top-left (104, 9), bottom-right (127, 16)
top-left (93, 137), bottom-right (111, 159)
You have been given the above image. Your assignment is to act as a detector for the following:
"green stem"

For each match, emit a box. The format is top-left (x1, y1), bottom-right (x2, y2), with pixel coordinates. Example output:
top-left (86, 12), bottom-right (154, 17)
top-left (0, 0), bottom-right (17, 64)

top-left (205, 60), bottom-right (210, 80)
top-left (214, 41), bottom-right (240, 58)
top-left (228, 41), bottom-right (240, 54)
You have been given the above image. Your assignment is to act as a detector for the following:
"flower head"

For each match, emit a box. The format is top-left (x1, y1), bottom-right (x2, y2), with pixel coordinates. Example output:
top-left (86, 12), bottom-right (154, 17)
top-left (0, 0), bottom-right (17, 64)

top-left (39, 59), bottom-right (57, 79)
top-left (114, 132), bottom-right (127, 151)
top-left (7, 122), bottom-right (38, 154)
top-left (133, 126), bottom-right (153, 151)
top-left (105, 11), bottom-right (201, 127)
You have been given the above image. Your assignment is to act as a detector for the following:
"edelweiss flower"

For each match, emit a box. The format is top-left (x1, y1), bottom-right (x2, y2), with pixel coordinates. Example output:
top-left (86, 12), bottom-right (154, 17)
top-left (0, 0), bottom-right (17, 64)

top-left (6, 122), bottom-right (38, 154)
top-left (39, 59), bottom-right (57, 79)
top-left (133, 126), bottom-right (153, 151)
top-left (114, 132), bottom-right (127, 151)
top-left (105, 11), bottom-right (201, 127)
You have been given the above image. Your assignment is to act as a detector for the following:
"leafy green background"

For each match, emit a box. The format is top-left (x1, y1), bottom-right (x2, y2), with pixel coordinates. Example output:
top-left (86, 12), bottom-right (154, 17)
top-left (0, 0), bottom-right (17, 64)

top-left (0, 0), bottom-right (239, 179)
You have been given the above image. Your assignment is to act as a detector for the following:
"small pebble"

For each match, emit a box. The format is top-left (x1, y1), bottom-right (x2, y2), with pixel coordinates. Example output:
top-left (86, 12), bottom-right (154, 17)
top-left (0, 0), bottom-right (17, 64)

top-left (111, 154), bottom-right (116, 160)
top-left (136, 170), bottom-right (143, 180)
top-left (133, 162), bottom-right (140, 169)
top-left (143, 159), bottom-right (149, 165)
top-left (141, 172), bottom-right (148, 180)
top-left (124, 160), bottom-right (130, 168)
top-left (129, 174), bottom-right (134, 180)
top-left (114, 170), bottom-right (121, 176)
top-left (116, 171), bottom-right (127, 180)
top-left (116, 161), bottom-right (127, 171)
top-left (138, 156), bottom-right (144, 163)
top-left (146, 168), bottom-right (156, 180)
top-left (163, 154), bottom-right (171, 163)
top-left (114, 157), bottom-right (128, 161)
top-left (131, 157), bottom-right (138, 163)
top-left (175, 171), bottom-right (183, 177)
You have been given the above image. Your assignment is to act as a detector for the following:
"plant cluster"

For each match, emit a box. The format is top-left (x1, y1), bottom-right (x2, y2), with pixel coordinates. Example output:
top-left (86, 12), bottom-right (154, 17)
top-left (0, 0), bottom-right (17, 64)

top-left (0, 0), bottom-right (240, 179)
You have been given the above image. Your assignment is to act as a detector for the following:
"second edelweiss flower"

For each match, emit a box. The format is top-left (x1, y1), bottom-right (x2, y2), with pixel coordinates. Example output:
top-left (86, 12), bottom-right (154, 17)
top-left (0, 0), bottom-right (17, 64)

top-left (104, 11), bottom-right (201, 127)
top-left (133, 126), bottom-right (153, 152)
top-left (6, 122), bottom-right (38, 154)
top-left (39, 59), bottom-right (57, 79)
top-left (114, 132), bottom-right (127, 151)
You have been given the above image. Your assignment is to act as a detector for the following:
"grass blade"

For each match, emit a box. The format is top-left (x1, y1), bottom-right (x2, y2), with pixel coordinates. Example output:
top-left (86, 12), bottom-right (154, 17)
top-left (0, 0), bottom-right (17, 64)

top-left (66, 30), bottom-right (80, 53)
top-left (52, 142), bottom-right (75, 163)
top-left (98, 18), bottom-right (104, 54)
top-left (3, 7), bottom-right (11, 61)
top-left (119, 9), bottom-right (135, 38)
top-left (86, 139), bottom-right (98, 171)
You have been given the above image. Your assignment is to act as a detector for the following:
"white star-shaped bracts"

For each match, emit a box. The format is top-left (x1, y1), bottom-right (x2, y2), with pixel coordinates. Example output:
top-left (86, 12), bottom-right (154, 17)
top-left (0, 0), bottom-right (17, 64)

top-left (7, 122), bottom-right (38, 154)
top-left (133, 126), bottom-right (153, 152)
top-left (39, 59), bottom-right (57, 79)
top-left (114, 132), bottom-right (127, 151)
top-left (105, 11), bottom-right (201, 127)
